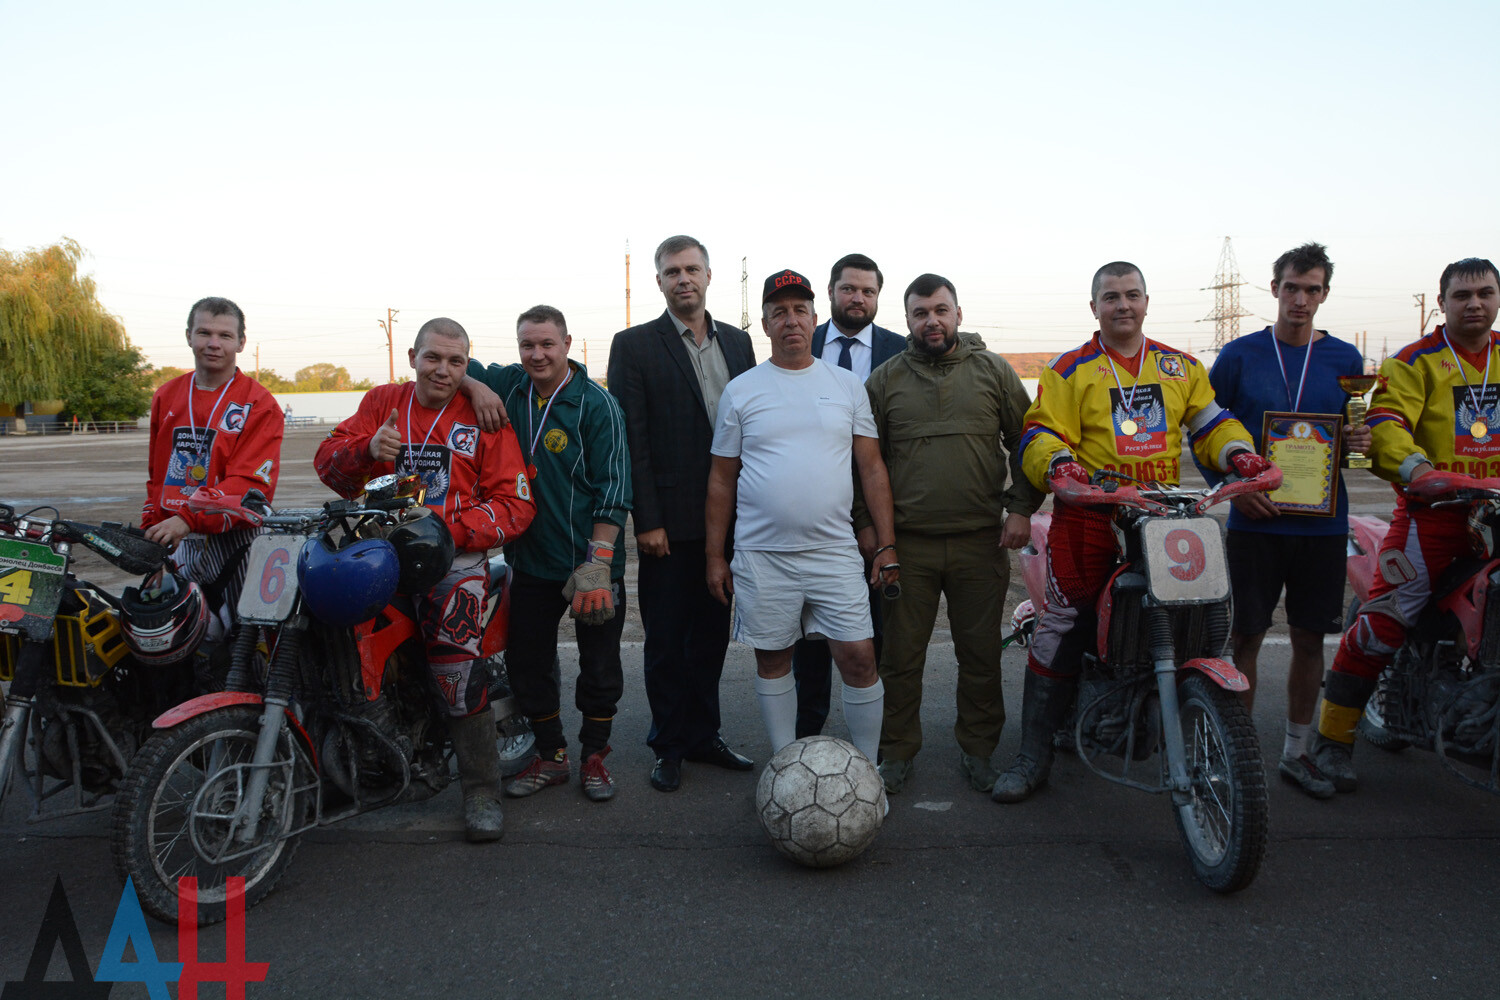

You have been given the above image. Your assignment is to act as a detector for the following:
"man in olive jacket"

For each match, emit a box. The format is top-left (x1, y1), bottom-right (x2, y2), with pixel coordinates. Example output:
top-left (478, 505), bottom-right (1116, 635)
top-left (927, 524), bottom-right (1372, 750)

top-left (856, 273), bottom-right (1042, 795)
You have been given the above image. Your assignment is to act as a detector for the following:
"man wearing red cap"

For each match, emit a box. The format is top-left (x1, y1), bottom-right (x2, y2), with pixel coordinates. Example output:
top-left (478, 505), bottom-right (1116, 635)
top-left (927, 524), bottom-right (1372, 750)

top-left (704, 269), bottom-right (898, 763)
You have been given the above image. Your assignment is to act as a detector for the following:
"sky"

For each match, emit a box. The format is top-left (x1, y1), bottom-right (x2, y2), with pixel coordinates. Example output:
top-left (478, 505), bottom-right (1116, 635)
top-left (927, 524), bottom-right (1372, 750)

top-left (4, 0), bottom-right (1498, 382)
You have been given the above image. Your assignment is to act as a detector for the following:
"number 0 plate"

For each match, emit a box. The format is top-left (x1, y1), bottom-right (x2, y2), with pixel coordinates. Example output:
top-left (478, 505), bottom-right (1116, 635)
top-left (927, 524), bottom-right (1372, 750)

top-left (1139, 517), bottom-right (1229, 605)
top-left (237, 533), bottom-right (304, 624)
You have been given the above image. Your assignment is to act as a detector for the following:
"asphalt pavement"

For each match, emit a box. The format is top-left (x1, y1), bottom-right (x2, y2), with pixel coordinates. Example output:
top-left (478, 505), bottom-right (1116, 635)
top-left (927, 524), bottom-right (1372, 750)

top-left (2, 428), bottom-right (1498, 999)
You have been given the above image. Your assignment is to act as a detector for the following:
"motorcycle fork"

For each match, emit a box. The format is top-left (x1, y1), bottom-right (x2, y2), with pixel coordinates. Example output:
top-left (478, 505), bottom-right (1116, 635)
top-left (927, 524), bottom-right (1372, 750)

top-left (229, 621), bottom-right (306, 844)
top-left (0, 642), bottom-right (48, 808)
top-left (1147, 606), bottom-right (1193, 803)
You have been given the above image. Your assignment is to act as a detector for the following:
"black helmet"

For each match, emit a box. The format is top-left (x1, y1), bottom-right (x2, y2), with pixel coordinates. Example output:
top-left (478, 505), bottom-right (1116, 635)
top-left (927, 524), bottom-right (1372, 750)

top-left (119, 574), bottom-right (209, 666)
top-left (386, 511), bottom-right (455, 595)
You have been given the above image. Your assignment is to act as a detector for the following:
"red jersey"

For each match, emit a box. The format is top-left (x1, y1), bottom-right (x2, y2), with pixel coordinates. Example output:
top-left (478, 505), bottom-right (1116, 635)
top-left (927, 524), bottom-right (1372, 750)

top-left (143, 370), bottom-right (284, 532)
top-left (315, 382), bottom-right (535, 552)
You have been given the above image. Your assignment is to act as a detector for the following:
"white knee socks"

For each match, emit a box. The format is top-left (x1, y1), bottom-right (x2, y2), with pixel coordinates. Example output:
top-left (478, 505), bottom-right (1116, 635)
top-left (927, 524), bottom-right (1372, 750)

top-left (754, 673), bottom-right (798, 753)
top-left (841, 679), bottom-right (885, 763)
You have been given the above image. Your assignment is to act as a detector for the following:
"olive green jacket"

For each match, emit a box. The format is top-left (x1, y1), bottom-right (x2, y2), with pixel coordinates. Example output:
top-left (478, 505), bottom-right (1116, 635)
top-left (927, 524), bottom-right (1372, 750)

top-left (854, 332), bottom-right (1042, 535)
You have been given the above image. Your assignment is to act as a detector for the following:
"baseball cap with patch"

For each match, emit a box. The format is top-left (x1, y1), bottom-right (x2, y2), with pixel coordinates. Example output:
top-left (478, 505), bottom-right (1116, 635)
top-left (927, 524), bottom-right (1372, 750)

top-left (762, 269), bottom-right (816, 304)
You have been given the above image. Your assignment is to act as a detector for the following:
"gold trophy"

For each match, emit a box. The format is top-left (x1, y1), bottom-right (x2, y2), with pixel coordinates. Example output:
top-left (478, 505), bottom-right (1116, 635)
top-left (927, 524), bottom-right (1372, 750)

top-left (1338, 374), bottom-right (1379, 469)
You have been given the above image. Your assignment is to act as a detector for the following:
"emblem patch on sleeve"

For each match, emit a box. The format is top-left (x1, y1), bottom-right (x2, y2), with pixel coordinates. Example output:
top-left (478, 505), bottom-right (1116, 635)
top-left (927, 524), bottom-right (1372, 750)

top-left (1155, 354), bottom-right (1187, 381)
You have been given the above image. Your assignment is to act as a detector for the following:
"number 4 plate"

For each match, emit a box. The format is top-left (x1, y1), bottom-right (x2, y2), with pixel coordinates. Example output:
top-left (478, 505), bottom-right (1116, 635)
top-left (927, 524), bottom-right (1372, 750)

top-left (0, 537), bottom-right (67, 641)
top-left (237, 534), bottom-right (304, 624)
top-left (1140, 517), bottom-right (1229, 605)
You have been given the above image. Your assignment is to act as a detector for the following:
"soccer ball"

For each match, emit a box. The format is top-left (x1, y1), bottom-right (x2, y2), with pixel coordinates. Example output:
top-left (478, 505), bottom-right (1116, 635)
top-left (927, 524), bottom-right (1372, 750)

top-left (755, 736), bottom-right (886, 868)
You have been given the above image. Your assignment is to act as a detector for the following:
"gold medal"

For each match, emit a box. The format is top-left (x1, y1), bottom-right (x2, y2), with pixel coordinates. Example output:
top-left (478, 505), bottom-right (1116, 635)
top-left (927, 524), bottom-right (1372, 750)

top-left (189, 464), bottom-right (207, 482)
top-left (1473, 421), bottom-right (1489, 438)
top-left (1120, 419), bottom-right (1138, 436)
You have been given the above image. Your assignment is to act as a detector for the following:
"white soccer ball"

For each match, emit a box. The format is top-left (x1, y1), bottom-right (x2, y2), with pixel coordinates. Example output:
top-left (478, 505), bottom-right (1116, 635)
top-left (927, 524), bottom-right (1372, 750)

top-left (755, 735), bottom-right (886, 868)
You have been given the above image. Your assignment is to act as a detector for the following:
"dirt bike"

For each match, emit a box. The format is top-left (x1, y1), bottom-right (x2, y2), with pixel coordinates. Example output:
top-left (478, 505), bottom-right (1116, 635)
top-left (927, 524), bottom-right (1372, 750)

top-left (0, 503), bottom-right (182, 821)
top-left (1345, 472), bottom-right (1500, 792)
top-left (109, 476), bottom-right (520, 925)
top-left (1005, 467), bottom-right (1282, 893)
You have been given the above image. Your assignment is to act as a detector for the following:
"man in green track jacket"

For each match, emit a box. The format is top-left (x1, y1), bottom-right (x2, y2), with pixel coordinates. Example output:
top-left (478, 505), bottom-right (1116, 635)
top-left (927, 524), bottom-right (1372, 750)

top-left (464, 305), bottom-right (633, 803)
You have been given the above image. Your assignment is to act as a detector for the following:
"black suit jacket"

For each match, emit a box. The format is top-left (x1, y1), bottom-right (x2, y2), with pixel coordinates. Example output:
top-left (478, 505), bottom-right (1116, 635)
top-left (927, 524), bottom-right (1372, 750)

top-left (608, 310), bottom-right (756, 542)
top-left (811, 321), bottom-right (906, 376)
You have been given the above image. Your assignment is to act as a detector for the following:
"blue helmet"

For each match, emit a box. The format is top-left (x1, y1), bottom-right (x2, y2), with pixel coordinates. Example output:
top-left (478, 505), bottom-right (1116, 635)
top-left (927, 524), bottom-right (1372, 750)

top-left (296, 535), bottom-right (400, 627)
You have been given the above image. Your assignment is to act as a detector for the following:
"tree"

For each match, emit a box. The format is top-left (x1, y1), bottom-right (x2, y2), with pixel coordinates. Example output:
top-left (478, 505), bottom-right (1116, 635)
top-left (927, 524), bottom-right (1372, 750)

top-left (0, 239), bottom-right (135, 414)
top-left (251, 369), bottom-right (295, 392)
top-left (64, 344), bottom-right (154, 422)
top-left (292, 363), bottom-right (344, 391)
top-left (147, 365), bottom-right (188, 390)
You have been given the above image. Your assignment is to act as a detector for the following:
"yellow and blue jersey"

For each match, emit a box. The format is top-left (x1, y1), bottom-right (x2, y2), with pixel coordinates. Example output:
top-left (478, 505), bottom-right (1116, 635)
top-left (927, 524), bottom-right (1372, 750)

top-left (1367, 326), bottom-right (1500, 483)
top-left (1018, 334), bottom-right (1253, 491)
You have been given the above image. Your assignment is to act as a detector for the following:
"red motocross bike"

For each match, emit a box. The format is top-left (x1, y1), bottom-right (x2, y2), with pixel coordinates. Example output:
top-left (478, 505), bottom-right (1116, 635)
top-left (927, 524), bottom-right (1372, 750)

top-left (109, 476), bottom-right (521, 924)
top-left (1345, 472), bottom-right (1500, 793)
top-left (1006, 466), bottom-right (1282, 893)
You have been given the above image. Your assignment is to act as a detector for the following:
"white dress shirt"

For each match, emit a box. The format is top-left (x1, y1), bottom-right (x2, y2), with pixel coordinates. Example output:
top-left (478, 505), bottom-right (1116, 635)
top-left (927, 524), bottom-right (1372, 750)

top-left (818, 322), bottom-right (874, 381)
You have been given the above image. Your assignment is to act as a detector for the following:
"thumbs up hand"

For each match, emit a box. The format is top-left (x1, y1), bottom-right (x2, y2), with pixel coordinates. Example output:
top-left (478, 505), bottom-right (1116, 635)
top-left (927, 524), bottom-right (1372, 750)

top-left (370, 408), bottom-right (402, 462)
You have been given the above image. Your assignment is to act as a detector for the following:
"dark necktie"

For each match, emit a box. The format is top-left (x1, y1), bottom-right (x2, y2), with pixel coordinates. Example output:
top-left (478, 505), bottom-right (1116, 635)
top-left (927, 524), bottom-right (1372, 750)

top-left (836, 336), bottom-right (857, 371)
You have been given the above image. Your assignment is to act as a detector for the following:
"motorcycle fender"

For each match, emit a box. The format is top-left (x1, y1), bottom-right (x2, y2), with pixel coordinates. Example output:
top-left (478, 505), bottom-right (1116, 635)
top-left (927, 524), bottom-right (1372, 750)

top-left (1179, 657), bottom-right (1250, 693)
top-left (151, 691), bottom-right (320, 769)
top-left (1346, 515), bottom-right (1389, 604)
top-left (1435, 556), bottom-right (1500, 662)
top-left (153, 691), bottom-right (265, 728)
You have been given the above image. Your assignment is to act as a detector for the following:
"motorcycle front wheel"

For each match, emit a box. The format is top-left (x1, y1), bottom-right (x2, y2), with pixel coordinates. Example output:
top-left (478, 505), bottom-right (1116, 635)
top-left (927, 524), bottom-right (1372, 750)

top-left (110, 705), bottom-right (312, 926)
top-left (1172, 674), bottom-right (1268, 893)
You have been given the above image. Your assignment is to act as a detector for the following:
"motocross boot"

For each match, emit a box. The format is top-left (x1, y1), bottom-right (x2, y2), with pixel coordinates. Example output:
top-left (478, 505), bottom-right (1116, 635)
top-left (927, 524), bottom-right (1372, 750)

top-left (1311, 672), bottom-right (1375, 794)
top-left (449, 711), bottom-right (505, 842)
top-left (992, 670), bottom-right (1078, 803)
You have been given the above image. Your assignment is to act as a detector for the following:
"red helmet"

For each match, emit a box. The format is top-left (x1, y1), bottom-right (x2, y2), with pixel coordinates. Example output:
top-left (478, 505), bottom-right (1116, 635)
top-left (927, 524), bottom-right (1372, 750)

top-left (119, 574), bottom-right (210, 666)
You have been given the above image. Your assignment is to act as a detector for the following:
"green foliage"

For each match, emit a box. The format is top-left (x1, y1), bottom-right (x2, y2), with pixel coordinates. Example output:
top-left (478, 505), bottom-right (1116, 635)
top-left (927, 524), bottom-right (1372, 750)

top-left (292, 363), bottom-right (354, 391)
top-left (147, 365), bottom-right (189, 390)
top-left (64, 344), bottom-right (153, 422)
top-left (0, 238), bottom-right (130, 401)
top-left (252, 369), bottom-right (295, 392)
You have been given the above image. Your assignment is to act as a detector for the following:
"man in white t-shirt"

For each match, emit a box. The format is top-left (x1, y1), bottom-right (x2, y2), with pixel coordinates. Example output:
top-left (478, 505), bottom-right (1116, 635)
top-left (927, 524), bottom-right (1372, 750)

top-left (705, 268), bottom-right (899, 762)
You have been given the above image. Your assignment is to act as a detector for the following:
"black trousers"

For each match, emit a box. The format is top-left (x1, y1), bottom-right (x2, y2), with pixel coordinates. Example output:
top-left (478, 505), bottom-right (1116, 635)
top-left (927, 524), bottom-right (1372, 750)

top-left (638, 545), bottom-right (730, 760)
top-left (790, 588), bottom-right (884, 739)
top-left (506, 569), bottom-right (626, 758)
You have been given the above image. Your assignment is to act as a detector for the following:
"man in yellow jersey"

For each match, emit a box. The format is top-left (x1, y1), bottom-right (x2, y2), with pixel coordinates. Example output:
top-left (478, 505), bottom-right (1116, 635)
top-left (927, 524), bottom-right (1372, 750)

top-left (1310, 258), bottom-right (1500, 794)
top-left (992, 261), bottom-right (1269, 803)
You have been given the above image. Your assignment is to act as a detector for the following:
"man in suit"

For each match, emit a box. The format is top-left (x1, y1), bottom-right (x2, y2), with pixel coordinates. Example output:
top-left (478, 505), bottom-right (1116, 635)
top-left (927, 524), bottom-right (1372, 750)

top-left (608, 235), bottom-right (759, 792)
top-left (790, 254), bottom-right (906, 739)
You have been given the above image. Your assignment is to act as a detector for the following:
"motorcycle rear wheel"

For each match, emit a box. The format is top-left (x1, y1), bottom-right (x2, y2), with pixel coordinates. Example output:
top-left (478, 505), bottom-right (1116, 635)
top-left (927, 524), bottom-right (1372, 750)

top-left (1172, 674), bottom-right (1268, 893)
top-left (110, 705), bottom-right (310, 925)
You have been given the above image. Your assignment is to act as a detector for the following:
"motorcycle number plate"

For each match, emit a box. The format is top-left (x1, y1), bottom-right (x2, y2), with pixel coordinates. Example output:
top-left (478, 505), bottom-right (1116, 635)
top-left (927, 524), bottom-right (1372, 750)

top-left (237, 534), bottom-right (304, 624)
top-left (1140, 517), bottom-right (1229, 605)
top-left (0, 537), bottom-right (67, 641)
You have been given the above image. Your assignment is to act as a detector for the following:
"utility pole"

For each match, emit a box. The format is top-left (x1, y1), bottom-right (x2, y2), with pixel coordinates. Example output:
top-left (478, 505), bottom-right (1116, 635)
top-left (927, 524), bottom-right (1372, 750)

top-left (1414, 293), bottom-right (1440, 336)
top-left (255, 344), bottom-right (260, 381)
top-left (1198, 236), bottom-right (1252, 350)
top-left (740, 256), bottom-right (750, 331)
top-left (625, 241), bottom-right (631, 329)
top-left (378, 308), bottom-right (399, 382)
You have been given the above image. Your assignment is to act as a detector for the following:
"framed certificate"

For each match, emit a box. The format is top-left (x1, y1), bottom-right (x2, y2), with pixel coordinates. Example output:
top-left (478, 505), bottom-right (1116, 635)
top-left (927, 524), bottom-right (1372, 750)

top-left (1260, 411), bottom-right (1343, 517)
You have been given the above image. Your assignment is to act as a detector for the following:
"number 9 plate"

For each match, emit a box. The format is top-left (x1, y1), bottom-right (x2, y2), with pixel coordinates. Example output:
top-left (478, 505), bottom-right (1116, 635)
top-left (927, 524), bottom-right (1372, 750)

top-left (1139, 517), bottom-right (1229, 605)
top-left (237, 534), bottom-right (304, 624)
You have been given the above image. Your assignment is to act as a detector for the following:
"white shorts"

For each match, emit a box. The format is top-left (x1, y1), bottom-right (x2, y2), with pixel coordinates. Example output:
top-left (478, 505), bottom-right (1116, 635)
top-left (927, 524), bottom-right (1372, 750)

top-left (730, 545), bottom-right (873, 650)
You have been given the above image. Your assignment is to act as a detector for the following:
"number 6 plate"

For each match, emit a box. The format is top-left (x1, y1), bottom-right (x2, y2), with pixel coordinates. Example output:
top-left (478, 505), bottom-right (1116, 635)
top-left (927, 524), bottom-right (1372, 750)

top-left (237, 533), bottom-right (304, 624)
top-left (1140, 517), bottom-right (1229, 605)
